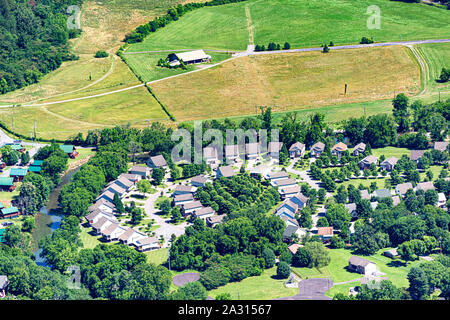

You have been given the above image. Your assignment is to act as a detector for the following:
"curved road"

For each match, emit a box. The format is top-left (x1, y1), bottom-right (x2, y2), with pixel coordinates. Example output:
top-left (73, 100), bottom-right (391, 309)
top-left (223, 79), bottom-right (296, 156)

top-left (1, 38), bottom-right (449, 109)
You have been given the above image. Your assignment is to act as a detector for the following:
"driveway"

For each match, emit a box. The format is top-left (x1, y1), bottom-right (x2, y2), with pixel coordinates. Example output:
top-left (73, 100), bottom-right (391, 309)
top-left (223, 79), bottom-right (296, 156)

top-left (143, 183), bottom-right (190, 247)
top-left (275, 278), bottom-right (333, 300)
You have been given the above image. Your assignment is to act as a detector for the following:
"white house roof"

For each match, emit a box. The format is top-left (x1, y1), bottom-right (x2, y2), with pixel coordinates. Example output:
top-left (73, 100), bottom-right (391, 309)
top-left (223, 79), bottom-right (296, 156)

top-left (176, 50), bottom-right (210, 62)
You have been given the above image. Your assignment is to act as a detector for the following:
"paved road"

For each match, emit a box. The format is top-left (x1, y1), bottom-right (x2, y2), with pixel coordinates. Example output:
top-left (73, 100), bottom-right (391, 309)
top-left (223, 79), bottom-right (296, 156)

top-left (143, 181), bottom-right (190, 247)
top-left (275, 278), bottom-right (333, 300)
top-left (2, 38), bottom-right (448, 109)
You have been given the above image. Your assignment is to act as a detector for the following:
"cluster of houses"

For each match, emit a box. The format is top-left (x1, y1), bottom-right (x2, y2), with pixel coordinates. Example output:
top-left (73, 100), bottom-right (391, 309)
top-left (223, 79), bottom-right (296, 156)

top-left (85, 166), bottom-right (159, 252)
top-left (172, 174), bottom-right (225, 228)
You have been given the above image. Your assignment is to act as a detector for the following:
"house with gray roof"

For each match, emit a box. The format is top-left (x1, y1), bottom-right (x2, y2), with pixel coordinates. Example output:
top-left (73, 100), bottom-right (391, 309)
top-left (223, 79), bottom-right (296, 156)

top-left (225, 145), bottom-right (240, 163)
top-left (310, 142), bottom-right (325, 158)
top-left (352, 143), bottom-right (366, 156)
top-left (271, 178), bottom-right (297, 188)
top-left (410, 150), bottom-right (426, 163)
top-left (245, 142), bottom-right (261, 160)
top-left (434, 141), bottom-right (448, 152)
top-left (289, 142), bottom-right (305, 159)
top-left (268, 141), bottom-right (283, 159)
top-left (348, 256), bottom-right (377, 275)
top-left (358, 155), bottom-right (378, 169)
top-left (173, 184), bottom-right (197, 196)
top-left (148, 154), bottom-right (167, 169)
top-left (416, 181), bottom-right (435, 192)
top-left (191, 175), bottom-right (209, 188)
top-left (278, 185), bottom-right (301, 199)
top-left (129, 165), bottom-right (152, 178)
top-left (373, 188), bottom-right (392, 199)
top-left (206, 215), bottom-right (225, 228)
top-left (216, 165), bottom-right (236, 179)
top-left (380, 156), bottom-right (398, 172)
top-left (395, 182), bottom-right (413, 197)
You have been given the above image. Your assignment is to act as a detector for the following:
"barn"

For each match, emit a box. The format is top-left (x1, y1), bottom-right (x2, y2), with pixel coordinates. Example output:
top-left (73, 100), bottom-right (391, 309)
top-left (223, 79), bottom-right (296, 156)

top-left (170, 50), bottom-right (211, 66)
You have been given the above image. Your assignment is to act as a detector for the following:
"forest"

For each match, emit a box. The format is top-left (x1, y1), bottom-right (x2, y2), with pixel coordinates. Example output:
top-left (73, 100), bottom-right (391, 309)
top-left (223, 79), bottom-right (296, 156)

top-left (0, 0), bottom-right (82, 95)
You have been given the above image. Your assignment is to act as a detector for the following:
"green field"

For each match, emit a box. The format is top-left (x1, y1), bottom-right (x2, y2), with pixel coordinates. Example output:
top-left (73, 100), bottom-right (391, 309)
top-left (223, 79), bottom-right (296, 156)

top-left (123, 51), bottom-right (232, 83)
top-left (208, 266), bottom-right (298, 300)
top-left (128, 0), bottom-right (450, 52)
top-left (414, 42), bottom-right (450, 92)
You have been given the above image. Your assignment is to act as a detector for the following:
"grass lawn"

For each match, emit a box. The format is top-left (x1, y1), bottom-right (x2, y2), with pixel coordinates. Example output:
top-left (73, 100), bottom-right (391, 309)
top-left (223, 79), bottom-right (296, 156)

top-left (207, 266), bottom-right (298, 300)
top-left (371, 146), bottom-right (411, 159)
top-left (0, 189), bottom-right (19, 203)
top-left (414, 42), bottom-right (450, 92)
top-left (152, 46), bottom-right (420, 122)
top-left (127, 0), bottom-right (450, 52)
top-left (79, 225), bottom-right (103, 250)
top-left (145, 247), bottom-right (169, 265)
top-left (68, 148), bottom-right (96, 166)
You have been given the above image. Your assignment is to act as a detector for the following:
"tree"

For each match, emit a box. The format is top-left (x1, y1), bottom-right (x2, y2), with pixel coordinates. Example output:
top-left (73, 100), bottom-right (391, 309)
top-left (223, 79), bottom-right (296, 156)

top-left (439, 67), bottom-right (450, 83)
top-left (15, 182), bottom-right (40, 215)
top-left (262, 248), bottom-right (276, 269)
top-left (20, 151), bottom-right (30, 165)
top-left (113, 193), bottom-right (125, 214)
top-left (408, 266), bottom-right (430, 300)
top-left (152, 168), bottom-right (165, 186)
top-left (130, 207), bottom-right (143, 225)
top-left (392, 93), bottom-right (410, 132)
top-left (322, 43), bottom-right (329, 53)
top-left (364, 114), bottom-right (397, 148)
top-left (171, 206), bottom-right (182, 223)
top-left (172, 281), bottom-right (207, 300)
top-left (283, 42), bottom-right (291, 50)
top-left (21, 217), bottom-right (35, 233)
top-left (304, 241), bottom-right (330, 268)
top-left (293, 247), bottom-right (311, 267)
top-left (276, 261), bottom-right (291, 279)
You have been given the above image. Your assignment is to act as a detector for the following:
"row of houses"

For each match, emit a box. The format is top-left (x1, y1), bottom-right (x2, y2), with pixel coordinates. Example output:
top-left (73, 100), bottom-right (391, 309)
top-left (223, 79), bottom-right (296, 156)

top-left (171, 175), bottom-right (224, 228)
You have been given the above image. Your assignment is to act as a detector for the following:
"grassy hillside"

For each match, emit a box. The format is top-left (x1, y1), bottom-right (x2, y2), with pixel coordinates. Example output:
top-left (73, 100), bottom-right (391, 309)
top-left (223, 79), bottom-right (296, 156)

top-left (414, 42), bottom-right (450, 92)
top-left (150, 46), bottom-right (420, 121)
top-left (127, 0), bottom-right (450, 52)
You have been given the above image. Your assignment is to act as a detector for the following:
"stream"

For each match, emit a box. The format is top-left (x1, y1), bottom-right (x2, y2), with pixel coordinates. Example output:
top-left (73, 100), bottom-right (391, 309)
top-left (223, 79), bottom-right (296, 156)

top-left (33, 166), bottom-right (81, 267)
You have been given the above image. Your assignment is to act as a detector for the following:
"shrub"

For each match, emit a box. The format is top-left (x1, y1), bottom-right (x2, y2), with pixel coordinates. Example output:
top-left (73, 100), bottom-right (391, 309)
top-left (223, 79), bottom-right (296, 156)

top-left (276, 261), bottom-right (291, 279)
top-left (94, 51), bottom-right (109, 58)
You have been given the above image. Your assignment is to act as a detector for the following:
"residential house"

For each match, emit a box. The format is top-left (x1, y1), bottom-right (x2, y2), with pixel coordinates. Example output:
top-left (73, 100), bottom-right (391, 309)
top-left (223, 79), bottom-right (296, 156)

top-left (173, 184), bottom-right (197, 196)
top-left (104, 183), bottom-right (127, 198)
top-left (28, 166), bottom-right (41, 173)
top-left (121, 229), bottom-right (147, 246)
top-left (373, 189), bottom-right (392, 199)
top-left (0, 177), bottom-right (15, 192)
top-left (191, 175), bottom-right (209, 188)
top-left (118, 173), bottom-right (140, 184)
top-left (148, 154), bottom-right (167, 169)
top-left (352, 143), bottom-right (366, 156)
top-left (96, 190), bottom-right (116, 204)
top-left (32, 160), bottom-right (43, 166)
top-left (288, 243), bottom-right (302, 255)
top-left (380, 157), bottom-right (398, 172)
top-left (271, 178), bottom-right (297, 189)
top-left (225, 145), bottom-right (240, 163)
top-left (416, 181), bottom-right (435, 192)
top-left (9, 168), bottom-right (27, 182)
top-left (134, 236), bottom-right (160, 252)
top-left (331, 142), bottom-right (348, 159)
top-left (129, 166), bottom-right (152, 179)
top-left (0, 207), bottom-right (20, 219)
top-left (206, 215), bottom-right (225, 228)
top-left (249, 165), bottom-right (270, 179)
top-left (192, 206), bottom-right (215, 220)
top-left (91, 217), bottom-right (115, 235)
top-left (392, 195), bottom-right (401, 206)
top-left (410, 150), bottom-right (426, 163)
top-left (383, 248), bottom-right (399, 259)
top-left (266, 171), bottom-right (289, 182)
top-left (181, 201), bottom-right (203, 216)
top-left (434, 141), bottom-right (449, 153)
top-left (310, 142), bottom-right (325, 158)
top-left (345, 203), bottom-right (358, 218)
top-left (245, 142), bottom-right (260, 160)
top-left (278, 185), bottom-right (301, 199)
top-left (268, 142), bottom-right (283, 159)
top-left (317, 227), bottom-right (333, 242)
top-left (0, 275), bottom-right (9, 298)
top-left (89, 198), bottom-right (115, 214)
top-left (348, 256), bottom-right (377, 275)
top-left (290, 192), bottom-right (309, 209)
top-left (360, 189), bottom-right (370, 200)
top-left (85, 210), bottom-right (117, 226)
top-left (358, 155), bottom-right (378, 170)
top-left (283, 225), bottom-right (301, 241)
top-left (203, 147), bottom-right (218, 164)
top-left (60, 145), bottom-right (78, 159)
top-left (101, 224), bottom-right (126, 242)
top-left (216, 166), bottom-right (236, 179)
top-left (395, 182), bottom-right (413, 198)
top-left (289, 142), bottom-right (305, 159)
top-left (173, 193), bottom-right (194, 206)
top-left (111, 176), bottom-right (134, 192)
top-left (280, 215), bottom-right (300, 228)
top-left (275, 199), bottom-right (299, 220)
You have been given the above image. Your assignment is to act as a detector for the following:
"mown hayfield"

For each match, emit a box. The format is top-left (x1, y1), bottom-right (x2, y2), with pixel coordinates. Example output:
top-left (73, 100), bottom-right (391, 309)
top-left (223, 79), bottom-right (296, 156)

top-left (123, 51), bottom-right (232, 82)
top-left (46, 86), bottom-right (170, 126)
top-left (151, 46), bottom-right (420, 121)
top-left (414, 42), bottom-right (450, 91)
top-left (127, 0), bottom-right (450, 52)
